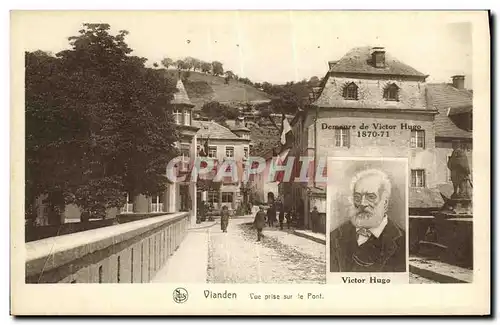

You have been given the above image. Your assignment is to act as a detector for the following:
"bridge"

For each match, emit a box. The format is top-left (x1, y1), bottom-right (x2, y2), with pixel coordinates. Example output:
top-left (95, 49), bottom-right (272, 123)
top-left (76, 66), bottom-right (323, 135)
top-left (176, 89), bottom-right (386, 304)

top-left (26, 212), bottom-right (190, 283)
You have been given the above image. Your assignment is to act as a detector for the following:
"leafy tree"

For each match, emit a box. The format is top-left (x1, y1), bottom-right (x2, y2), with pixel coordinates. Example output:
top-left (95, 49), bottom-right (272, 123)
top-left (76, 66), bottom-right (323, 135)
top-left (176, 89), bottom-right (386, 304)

top-left (175, 59), bottom-right (186, 70)
top-left (153, 62), bottom-right (159, 68)
top-left (201, 101), bottom-right (239, 123)
top-left (161, 57), bottom-right (173, 69)
top-left (309, 76), bottom-right (320, 87)
top-left (26, 23), bottom-right (179, 224)
top-left (224, 70), bottom-right (235, 84)
top-left (200, 61), bottom-right (211, 73)
top-left (184, 57), bottom-right (196, 71)
top-left (192, 58), bottom-right (202, 71)
top-left (211, 61), bottom-right (224, 76)
top-left (239, 77), bottom-right (253, 85)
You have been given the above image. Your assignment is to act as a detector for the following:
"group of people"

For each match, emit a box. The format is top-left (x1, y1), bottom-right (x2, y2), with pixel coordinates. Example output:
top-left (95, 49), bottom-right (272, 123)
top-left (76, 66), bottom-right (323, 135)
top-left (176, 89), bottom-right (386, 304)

top-left (196, 200), bottom-right (215, 224)
top-left (251, 201), bottom-right (323, 242)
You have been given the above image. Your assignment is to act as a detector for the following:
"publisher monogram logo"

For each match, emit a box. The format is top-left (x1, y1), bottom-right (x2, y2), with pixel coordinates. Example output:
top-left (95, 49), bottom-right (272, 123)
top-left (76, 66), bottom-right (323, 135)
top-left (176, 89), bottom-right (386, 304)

top-left (173, 288), bottom-right (188, 304)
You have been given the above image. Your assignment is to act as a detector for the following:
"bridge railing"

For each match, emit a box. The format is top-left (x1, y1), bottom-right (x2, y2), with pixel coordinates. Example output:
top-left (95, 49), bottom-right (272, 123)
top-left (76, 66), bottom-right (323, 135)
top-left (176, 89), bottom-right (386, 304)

top-left (25, 212), bottom-right (190, 283)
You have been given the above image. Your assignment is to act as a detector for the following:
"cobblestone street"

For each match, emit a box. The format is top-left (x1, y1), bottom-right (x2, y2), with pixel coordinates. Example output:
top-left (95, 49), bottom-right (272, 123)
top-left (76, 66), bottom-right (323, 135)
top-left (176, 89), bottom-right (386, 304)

top-left (207, 216), bottom-right (326, 284)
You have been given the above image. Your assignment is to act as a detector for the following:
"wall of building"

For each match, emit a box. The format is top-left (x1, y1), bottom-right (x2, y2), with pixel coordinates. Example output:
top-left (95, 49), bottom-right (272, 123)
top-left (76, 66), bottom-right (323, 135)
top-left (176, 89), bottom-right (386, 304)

top-left (307, 109), bottom-right (438, 188)
top-left (197, 139), bottom-right (250, 161)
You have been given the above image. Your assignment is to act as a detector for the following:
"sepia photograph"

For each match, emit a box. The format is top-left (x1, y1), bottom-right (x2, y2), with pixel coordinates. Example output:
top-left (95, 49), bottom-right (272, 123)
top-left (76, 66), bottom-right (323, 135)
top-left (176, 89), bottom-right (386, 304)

top-left (328, 158), bottom-right (408, 274)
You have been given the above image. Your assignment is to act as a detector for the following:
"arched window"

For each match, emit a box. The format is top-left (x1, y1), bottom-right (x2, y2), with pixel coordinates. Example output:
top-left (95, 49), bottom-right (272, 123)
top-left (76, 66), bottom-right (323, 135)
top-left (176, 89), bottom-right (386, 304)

top-left (384, 83), bottom-right (399, 101)
top-left (342, 82), bottom-right (358, 100)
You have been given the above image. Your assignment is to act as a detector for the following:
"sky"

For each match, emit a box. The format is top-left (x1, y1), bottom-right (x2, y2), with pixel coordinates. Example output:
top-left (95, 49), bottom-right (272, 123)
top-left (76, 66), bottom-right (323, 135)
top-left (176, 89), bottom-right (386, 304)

top-left (15, 11), bottom-right (473, 87)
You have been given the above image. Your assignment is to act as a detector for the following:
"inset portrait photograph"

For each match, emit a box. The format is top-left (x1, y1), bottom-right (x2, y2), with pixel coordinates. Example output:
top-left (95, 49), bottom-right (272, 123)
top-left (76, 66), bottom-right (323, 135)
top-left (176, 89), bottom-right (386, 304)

top-left (328, 158), bottom-right (408, 273)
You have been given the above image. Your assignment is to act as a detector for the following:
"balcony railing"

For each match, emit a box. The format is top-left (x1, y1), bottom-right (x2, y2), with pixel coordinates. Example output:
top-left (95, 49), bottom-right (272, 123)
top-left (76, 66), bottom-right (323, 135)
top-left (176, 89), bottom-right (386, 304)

top-left (150, 203), bottom-right (164, 213)
top-left (120, 203), bottom-right (134, 214)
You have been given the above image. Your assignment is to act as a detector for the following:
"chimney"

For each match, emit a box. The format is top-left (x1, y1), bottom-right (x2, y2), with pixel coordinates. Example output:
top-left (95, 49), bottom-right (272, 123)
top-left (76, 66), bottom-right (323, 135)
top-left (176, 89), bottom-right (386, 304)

top-left (236, 116), bottom-right (244, 126)
top-left (452, 75), bottom-right (465, 89)
top-left (371, 47), bottom-right (386, 68)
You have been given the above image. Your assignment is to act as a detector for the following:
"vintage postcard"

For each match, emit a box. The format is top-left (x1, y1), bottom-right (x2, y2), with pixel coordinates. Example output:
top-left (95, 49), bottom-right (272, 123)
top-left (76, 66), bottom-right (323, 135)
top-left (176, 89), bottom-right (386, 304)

top-left (10, 10), bottom-right (490, 315)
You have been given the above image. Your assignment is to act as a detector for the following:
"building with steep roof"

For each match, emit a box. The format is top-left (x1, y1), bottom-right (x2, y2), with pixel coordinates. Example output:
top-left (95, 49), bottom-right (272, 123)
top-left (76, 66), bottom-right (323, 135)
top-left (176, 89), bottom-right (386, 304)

top-left (193, 118), bottom-right (251, 210)
top-left (122, 78), bottom-right (200, 225)
top-left (280, 46), bottom-right (472, 232)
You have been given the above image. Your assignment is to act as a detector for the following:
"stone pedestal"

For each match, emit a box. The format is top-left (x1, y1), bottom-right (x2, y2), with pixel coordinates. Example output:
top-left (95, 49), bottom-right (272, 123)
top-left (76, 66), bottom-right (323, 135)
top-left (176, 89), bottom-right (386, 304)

top-left (435, 197), bottom-right (472, 219)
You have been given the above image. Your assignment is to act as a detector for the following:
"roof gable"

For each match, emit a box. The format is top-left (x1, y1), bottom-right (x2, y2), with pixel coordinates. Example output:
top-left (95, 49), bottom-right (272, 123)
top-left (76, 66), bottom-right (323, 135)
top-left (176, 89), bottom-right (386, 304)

top-left (171, 79), bottom-right (194, 107)
top-left (193, 120), bottom-right (245, 140)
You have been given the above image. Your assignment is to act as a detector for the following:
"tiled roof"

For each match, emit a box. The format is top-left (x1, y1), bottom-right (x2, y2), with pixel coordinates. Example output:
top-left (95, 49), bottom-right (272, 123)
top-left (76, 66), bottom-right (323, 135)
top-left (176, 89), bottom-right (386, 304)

top-left (225, 119), bottom-right (251, 132)
top-left (192, 120), bottom-right (244, 140)
top-left (409, 187), bottom-right (444, 209)
top-left (427, 83), bottom-right (473, 139)
top-left (171, 79), bottom-right (194, 107)
top-left (426, 83), bottom-right (472, 110)
top-left (329, 46), bottom-right (427, 77)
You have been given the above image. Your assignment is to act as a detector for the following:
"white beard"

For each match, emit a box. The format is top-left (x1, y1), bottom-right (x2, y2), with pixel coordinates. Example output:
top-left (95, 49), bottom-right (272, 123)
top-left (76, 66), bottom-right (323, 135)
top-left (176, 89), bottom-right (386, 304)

top-left (349, 201), bottom-right (386, 229)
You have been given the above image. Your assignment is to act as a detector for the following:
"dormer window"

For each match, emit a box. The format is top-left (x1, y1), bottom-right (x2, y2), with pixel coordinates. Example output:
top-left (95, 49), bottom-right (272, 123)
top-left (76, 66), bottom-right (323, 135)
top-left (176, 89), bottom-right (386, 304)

top-left (384, 84), bottom-right (399, 101)
top-left (343, 83), bottom-right (358, 100)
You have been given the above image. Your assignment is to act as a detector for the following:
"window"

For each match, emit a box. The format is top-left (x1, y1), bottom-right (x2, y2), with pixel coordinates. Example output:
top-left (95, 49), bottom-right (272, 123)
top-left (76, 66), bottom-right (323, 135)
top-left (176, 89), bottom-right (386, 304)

top-left (411, 169), bottom-right (426, 188)
top-left (384, 84), bottom-right (399, 101)
top-left (335, 129), bottom-right (350, 147)
top-left (243, 147), bottom-right (249, 159)
top-left (173, 109), bottom-right (182, 125)
top-left (410, 130), bottom-right (425, 148)
top-left (207, 191), bottom-right (218, 204)
top-left (183, 110), bottom-right (191, 126)
top-left (222, 192), bottom-right (234, 203)
top-left (225, 146), bottom-right (234, 158)
top-left (343, 82), bottom-right (358, 100)
top-left (208, 146), bottom-right (217, 158)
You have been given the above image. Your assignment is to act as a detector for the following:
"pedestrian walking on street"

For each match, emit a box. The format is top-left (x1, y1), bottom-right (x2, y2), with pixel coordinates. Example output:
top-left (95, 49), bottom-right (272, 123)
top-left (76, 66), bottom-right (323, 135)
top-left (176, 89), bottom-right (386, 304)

top-left (285, 207), bottom-right (292, 229)
top-left (277, 200), bottom-right (285, 230)
top-left (220, 206), bottom-right (230, 233)
top-left (199, 200), bottom-right (207, 223)
top-left (267, 203), bottom-right (276, 228)
top-left (208, 203), bottom-right (214, 221)
top-left (254, 205), bottom-right (267, 241)
top-left (311, 206), bottom-right (319, 233)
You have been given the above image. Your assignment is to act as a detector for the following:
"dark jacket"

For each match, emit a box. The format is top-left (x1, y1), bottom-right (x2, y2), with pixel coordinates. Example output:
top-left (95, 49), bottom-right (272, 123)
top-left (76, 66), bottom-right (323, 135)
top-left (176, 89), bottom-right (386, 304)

top-left (311, 209), bottom-right (319, 222)
top-left (267, 205), bottom-right (276, 222)
top-left (221, 209), bottom-right (230, 223)
top-left (254, 210), bottom-right (266, 229)
top-left (221, 209), bottom-right (230, 229)
top-left (330, 218), bottom-right (406, 273)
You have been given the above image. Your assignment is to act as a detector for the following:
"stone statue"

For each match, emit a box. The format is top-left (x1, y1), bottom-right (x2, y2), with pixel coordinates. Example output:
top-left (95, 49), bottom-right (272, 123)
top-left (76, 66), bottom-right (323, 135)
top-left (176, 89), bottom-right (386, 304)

top-left (447, 145), bottom-right (472, 199)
